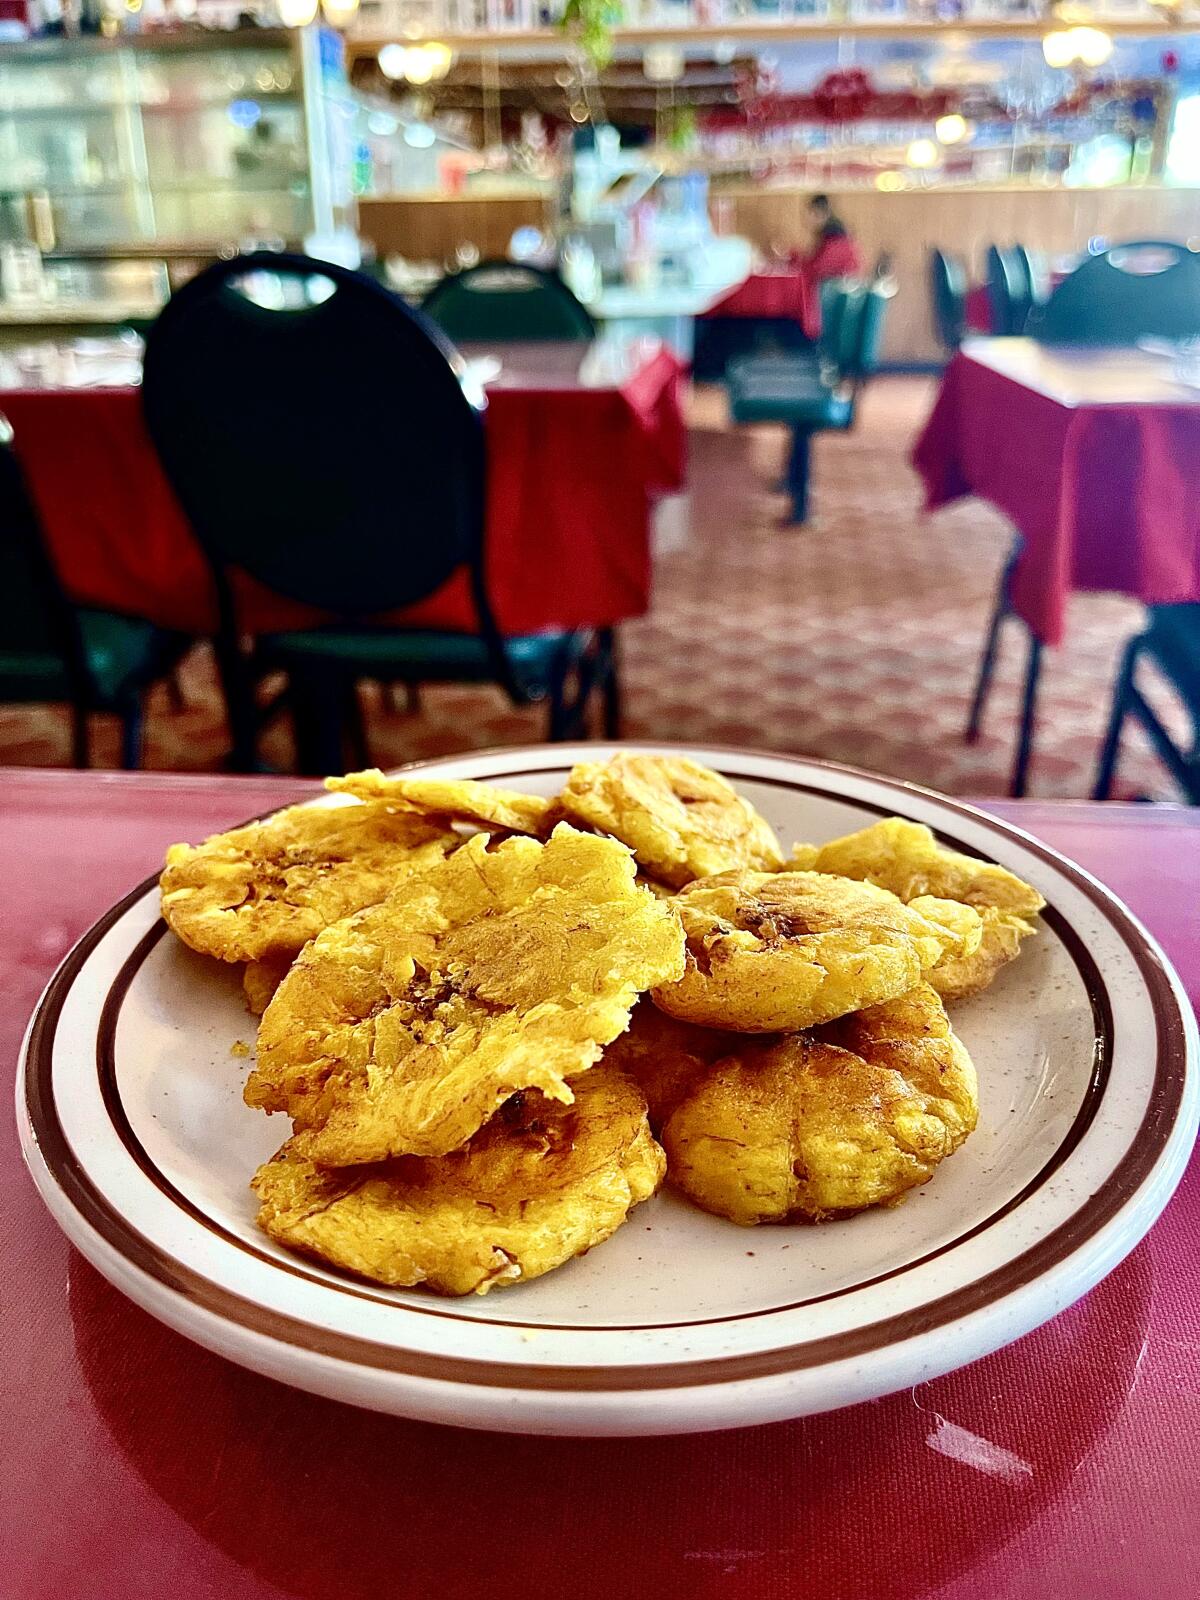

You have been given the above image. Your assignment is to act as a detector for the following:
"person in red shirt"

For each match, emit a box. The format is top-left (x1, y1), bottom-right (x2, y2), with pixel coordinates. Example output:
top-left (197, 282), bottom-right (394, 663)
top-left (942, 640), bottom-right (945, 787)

top-left (803, 194), bottom-right (864, 281)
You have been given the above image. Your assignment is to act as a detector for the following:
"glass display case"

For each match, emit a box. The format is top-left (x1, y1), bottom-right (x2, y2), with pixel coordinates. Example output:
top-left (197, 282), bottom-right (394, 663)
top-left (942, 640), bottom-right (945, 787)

top-left (0, 27), bottom-right (355, 257)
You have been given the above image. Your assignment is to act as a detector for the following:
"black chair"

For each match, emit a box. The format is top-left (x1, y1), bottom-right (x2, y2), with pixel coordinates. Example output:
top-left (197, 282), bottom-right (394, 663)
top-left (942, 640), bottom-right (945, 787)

top-left (1029, 240), bottom-right (1200, 345)
top-left (142, 251), bottom-right (613, 774)
top-left (1093, 604), bottom-right (1200, 803)
top-left (986, 245), bottom-right (1033, 336)
top-left (929, 248), bottom-right (967, 353)
top-left (0, 416), bottom-right (188, 767)
top-left (422, 260), bottom-right (596, 343)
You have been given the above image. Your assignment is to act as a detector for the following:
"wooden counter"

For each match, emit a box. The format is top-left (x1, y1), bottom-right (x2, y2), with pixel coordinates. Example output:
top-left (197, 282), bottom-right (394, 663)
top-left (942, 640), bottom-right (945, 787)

top-left (721, 184), bottom-right (1200, 364)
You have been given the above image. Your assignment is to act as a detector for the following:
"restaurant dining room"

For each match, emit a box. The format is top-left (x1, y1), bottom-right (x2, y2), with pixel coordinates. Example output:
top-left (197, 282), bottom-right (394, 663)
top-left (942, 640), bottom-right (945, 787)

top-left (2, 1), bottom-right (1199, 1598)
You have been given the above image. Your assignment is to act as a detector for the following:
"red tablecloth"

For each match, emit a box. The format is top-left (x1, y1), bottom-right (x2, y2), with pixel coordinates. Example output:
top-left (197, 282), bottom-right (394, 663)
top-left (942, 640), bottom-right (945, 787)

top-left (965, 282), bottom-right (993, 333)
top-left (0, 340), bottom-right (685, 638)
top-left (912, 344), bottom-right (1200, 645)
top-left (3, 771), bottom-right (1198, 1600)
top-left (702, 272), bottom-right (820, 341)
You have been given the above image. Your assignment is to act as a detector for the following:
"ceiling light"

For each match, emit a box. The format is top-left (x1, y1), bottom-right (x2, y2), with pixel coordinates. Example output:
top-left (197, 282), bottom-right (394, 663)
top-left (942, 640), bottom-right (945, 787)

top-left (935, 113), bottom-right (970, 145)
top-left (906, 138), bottom-right (939, 169)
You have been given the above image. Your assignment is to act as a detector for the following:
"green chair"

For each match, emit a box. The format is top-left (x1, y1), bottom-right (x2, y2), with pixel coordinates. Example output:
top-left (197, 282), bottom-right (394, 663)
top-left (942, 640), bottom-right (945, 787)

top-left (0, 417), bottom-right (189, 768)
top-left (1028, 241), bottom-right (1200, 345)
top-left (1093, 604), bottom-right (1200, 803)
top-left (929, 248), bottom-right (967, 353)
top-left (422, 260), bottom-right (596, 343)
top-left (726, 275), bottom-right (895, 524)
top-left (986, 245), bottom-right (1033, 336)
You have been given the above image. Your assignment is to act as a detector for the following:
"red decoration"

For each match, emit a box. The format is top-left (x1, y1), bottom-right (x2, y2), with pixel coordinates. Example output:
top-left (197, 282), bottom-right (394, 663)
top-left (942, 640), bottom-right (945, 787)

top-left (1162, 50), bottom-right (1179, 72)
top-left (704, 70), bottom-right (956, 131)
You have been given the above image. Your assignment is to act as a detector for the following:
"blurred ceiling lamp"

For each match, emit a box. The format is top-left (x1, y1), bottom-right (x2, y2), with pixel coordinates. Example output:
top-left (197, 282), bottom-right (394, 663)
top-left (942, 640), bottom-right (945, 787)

top-left (643, 44), bottom-right (685, 83)
top-left (279, 0), bottom-right (318, 25)
top-left (876, 170), bottom-right (906, 191)
top-left (1074, 26), bottom-right (1114, 66)
top-left (906, 138), bottom-right (940, 169)
top-left (378, 41), bottom-right (453, 83)
top-left (378, 42), bottom-right (408, 78)
top-left (403, 121), bottom-right (437, 148)
top-left (320, 0), bottom-right (358, 25)
top-left (1042, 25), bottom-right (1113, 67)
top-left (935, 113), bottom-right (971, 144)
top-left (1042, 30), bottom-right (1075, 67)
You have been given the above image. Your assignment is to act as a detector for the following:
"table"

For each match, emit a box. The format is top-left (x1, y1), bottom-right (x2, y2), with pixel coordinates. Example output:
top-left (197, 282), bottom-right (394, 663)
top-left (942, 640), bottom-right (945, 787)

top-left (913, 339), bottom-right (1200, 649)
top-left (0, 336), bottom-right (685, 639)
top-left (3, 769), bottom-right (1198, 1600)
top-left (701, 270), bottom-right (821, 343)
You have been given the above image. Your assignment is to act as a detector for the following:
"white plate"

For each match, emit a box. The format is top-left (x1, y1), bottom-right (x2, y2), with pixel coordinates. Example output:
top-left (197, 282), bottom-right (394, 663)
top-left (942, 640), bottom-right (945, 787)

top-left (16, 745), bottom-right (1198, 1436)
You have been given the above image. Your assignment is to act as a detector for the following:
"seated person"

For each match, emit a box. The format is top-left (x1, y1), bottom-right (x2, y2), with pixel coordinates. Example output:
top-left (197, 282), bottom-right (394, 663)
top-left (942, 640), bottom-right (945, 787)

top-left (803, 195), bottom-right (864, 282)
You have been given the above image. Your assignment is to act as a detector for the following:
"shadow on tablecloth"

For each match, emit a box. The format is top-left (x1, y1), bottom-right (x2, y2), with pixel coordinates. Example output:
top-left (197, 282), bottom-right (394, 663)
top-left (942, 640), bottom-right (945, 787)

top-left (69, 1248), bottom-right (1151, 1600)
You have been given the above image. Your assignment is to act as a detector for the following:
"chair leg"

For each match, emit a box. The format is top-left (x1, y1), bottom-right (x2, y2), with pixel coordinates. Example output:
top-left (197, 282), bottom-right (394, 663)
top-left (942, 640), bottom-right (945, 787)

top-left (1092, 637), bottom-right (1141, 800)
top-left (599, 626), bottom-right (622, 740)
top-left (343, 681), bottom-right (370, 770)
top-left (1124, 683), bottom-right (1200, 805)
top-left (117, 693), bottom-right (145, 771)
top-left (784, 426), bottom-right (812, 524)
top-left (1010, 634), bottom-right (1044, 799)
top-left (213, 637), bottom-right (259, 773)
top-left (290, 670), bottom-right (349, 776)
top-left (966, 555), bottom-right (1016, 744)
top-left (70, 701), bottom-right (90, 769)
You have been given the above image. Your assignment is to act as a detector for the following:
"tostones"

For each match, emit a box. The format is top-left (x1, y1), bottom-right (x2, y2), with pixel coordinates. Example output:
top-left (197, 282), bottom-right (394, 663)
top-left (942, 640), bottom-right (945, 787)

top-left (601, 1000), bottom-right (736, 1132)
top-left (558, 754), bottom-right (785, 889)
top-left (327, 769), bottom-right (555, 837)
top-left (246, 825), bottom-right (686, 1165)
top-left (796, 818), bottom-right (1044, 1002)
top-left (652, 869), bottom-right (982, 1032)
top-left (663, 984), bottom-right (978, 1225)
top-left (253, 1066), bottom-right (664, 1295)
top-left (243, 953), bottom-right (293, 1017)
top-left (160, 801), bottom-right (458, 966)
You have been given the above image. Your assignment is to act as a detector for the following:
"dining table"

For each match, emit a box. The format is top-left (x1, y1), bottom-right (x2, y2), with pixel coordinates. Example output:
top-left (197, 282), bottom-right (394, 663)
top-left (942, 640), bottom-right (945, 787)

top-left (913, 337), bottom-right (1200, 794)
top-left (0, 334), bottom-right (686, 641)
top-left (701, 269), bottom-right (821, 343)
top-left (3, 765), bottom-right (1198, 1600)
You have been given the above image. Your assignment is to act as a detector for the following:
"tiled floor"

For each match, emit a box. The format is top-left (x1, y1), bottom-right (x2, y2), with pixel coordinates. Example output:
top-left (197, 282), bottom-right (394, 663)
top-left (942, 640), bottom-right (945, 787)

top-left (0, 377), bottom-right (1185, 799)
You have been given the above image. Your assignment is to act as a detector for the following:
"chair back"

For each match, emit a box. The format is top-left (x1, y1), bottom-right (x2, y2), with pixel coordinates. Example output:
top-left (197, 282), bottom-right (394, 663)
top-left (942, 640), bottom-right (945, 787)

top-left (818, 279), bottom-right (863, 370)
top-left (0, 419), bottom-right (86, 679)
top-left (929, 248), bottom-right (967, 351)
top-left (142, 252), bottom-right (487, 623)
top-left (422, 260), bottom-right (596, 343)
top-left (986, 245), bottom-right (1032, 335)
top-left (1029, 240), bottom-right (1200, 345)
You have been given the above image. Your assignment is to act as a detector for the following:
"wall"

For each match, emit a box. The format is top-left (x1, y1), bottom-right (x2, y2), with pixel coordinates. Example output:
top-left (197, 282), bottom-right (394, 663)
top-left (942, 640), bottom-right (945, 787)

top-left (722, 184), bottom-right (1200, 363)
top-left (358, 193), bottom-right (553, 263)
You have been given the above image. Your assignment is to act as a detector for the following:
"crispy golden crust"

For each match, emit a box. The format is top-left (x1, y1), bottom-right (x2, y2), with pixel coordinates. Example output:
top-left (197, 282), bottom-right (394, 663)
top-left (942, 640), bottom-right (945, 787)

top-left (601, 1000), bottom-right (738, 1132)
top-left (252, 1066), bottom-right (664, 1295)
top-left (795, 818), bottom-right (1044, 1001)
top-left (326, 770), bottom-right (554, 837)
top-left (662, 984), bottom-right (978, 1225)
top-left (558, 754), bottom-right (785, 889)
top-left (246, 825), bottom-right (686, 1166)
top-left (652, 870), bottom-right (982, 1033)
top-left (243, 954), bottom-right (293, 1016)
top-left (159, 801), bottom-right (458, 966)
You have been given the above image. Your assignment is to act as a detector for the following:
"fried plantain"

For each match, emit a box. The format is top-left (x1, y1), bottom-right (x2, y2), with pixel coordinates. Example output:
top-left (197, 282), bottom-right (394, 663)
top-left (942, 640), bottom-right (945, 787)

top-left (652, 869), bottom-right (982, 1032)
top-left (326, 769), bottom-right (555, 837)
top-left (160, 801), bottom-right (458, 966)
top-left (246, 825), bottom-right (686, 1165)
top-left (252, 1066), bottom-right (664, 1295)
top-left (795, 818), bottom-right (1044, 1001)
top-left (663, 984), bottom-right (978, 1224)
top-left (558, 754), bottom-right (784, 889)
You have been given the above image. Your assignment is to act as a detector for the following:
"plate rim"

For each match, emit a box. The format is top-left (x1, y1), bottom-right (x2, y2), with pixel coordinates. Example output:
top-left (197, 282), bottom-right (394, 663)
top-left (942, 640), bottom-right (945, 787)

top-left (16, 744), bottom-right (1199, 1414)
